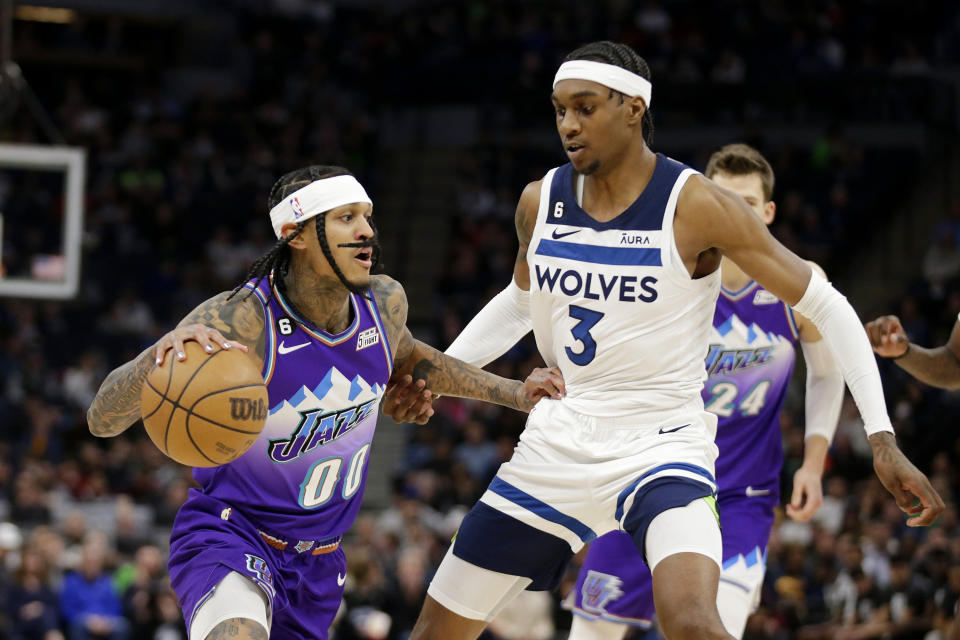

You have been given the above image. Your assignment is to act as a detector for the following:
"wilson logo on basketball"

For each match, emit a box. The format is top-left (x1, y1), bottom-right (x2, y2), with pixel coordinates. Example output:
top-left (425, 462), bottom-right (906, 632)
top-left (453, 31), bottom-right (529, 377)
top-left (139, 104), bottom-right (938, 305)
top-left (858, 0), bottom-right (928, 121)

top-left (230, 398), bottom-right (269, 421)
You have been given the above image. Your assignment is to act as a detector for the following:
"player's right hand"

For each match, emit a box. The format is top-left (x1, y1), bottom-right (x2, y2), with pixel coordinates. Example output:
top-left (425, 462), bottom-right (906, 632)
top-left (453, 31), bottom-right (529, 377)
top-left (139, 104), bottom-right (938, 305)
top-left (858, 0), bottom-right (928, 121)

top-left (865, 315), bottom-right (909, 358)
top-left (154, 324), bottom-right (248, 366)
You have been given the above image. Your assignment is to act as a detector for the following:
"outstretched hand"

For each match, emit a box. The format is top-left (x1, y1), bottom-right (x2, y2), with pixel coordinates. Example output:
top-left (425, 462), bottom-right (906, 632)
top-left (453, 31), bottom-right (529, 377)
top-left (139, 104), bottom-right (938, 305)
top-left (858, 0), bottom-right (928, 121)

top-left (383, 374), bottom-right (435, 425)
top-left (869, 432), bottom-right (944, 527)
top-left (864, 315), bottom-right (909, 358)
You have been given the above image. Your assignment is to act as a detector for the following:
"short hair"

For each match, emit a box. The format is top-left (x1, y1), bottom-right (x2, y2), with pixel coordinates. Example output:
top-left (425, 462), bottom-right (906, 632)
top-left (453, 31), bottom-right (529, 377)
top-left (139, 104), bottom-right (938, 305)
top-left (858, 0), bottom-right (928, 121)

top-left (563, 41), bottom-right (654, 146)
top-left (704, 143), bottom-right (775, 201)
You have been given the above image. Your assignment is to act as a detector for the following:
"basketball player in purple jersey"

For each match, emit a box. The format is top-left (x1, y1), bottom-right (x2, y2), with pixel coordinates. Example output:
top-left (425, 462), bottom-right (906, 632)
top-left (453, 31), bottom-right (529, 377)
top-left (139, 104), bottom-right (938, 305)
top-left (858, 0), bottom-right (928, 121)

top-left (564, 144), bottom-right (843, 639)
top-left (87, 165), bottom-right (562, 640)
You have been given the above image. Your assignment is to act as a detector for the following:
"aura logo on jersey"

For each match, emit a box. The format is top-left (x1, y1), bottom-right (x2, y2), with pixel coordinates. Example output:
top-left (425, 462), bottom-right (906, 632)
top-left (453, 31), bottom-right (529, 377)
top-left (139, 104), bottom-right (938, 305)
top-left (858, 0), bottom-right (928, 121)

top-left (619, 233), bottom-right (651, 245)
top-left (534, 265), bottom-right (658, 303)
top-left (268, 398), bottom-right (378, 463)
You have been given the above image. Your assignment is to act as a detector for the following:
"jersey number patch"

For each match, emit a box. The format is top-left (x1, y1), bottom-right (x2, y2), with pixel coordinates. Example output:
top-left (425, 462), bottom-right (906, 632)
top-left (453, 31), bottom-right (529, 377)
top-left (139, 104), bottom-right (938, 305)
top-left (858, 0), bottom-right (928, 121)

top-left (298, 443), bottom-right (372, 508)
top-left (705, 380), bottom-right (771, 418)
top-left (566, 305), bottom-right (604, 366)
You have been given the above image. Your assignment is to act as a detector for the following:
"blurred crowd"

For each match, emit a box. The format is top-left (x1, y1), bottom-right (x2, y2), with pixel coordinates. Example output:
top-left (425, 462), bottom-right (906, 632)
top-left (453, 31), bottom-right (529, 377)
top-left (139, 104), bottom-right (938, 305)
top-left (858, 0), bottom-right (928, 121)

top-left (1, 0), bottom-right (960, 638)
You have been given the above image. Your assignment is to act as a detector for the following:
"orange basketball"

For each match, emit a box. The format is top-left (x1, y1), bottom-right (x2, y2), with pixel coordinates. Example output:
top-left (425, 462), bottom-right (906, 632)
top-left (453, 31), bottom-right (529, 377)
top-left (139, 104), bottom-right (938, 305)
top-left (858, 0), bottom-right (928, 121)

top-left (140, 341), bottom-right (268, 467)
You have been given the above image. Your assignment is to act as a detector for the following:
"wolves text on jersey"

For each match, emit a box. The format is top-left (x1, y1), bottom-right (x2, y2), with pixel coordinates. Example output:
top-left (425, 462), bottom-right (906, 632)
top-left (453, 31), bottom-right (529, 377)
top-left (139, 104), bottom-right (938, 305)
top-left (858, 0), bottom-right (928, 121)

top-left (534, 265), bottom-right (658, 303)
top-left (268, 398), bottom-right (378, 463)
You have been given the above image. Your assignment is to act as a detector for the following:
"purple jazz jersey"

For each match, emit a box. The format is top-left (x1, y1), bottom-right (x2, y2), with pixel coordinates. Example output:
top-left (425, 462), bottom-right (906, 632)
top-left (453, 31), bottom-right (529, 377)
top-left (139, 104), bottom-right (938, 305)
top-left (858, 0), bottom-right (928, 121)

top-left (169, 275), bottom-right (392, 638)
top-left (566, 282), bottom-right (797, 626)
top-left (707, 281), bottom-right (798, 498)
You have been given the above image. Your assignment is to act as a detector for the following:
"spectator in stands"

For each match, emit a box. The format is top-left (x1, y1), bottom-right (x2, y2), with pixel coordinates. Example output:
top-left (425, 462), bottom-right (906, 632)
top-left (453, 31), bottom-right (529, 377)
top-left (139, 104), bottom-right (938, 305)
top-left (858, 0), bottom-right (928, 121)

top-left (59, 539), bottom-right (129, 640)
top-left (7, 548), bottom-right (64, 640)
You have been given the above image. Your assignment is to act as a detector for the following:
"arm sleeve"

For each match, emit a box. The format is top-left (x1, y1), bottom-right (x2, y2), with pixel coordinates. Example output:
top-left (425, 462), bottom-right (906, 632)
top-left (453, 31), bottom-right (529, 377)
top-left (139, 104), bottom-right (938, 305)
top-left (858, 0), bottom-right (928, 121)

top-left (800, 337), bottom-right (845, 443)
top-left (444, 279), bottom-right (532, 368)
top-left (791, 271), bottom-right (893, 435)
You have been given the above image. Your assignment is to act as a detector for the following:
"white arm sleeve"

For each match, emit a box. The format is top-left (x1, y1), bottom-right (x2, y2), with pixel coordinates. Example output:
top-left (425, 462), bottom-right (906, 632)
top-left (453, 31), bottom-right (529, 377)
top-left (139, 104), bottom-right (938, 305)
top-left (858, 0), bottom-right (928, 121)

top-left (444, 279), bottom-right (532, 368)
top-left (800, 337), bottom-right (845, 443)
top-left (791, 271), bottom-right (894, 435)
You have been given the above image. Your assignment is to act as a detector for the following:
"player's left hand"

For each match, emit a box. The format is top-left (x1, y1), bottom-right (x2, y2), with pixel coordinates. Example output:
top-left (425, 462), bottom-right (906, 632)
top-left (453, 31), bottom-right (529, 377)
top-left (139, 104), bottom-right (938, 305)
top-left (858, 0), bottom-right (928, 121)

top-left (869, 432), bottom-right (944, 527)
top-left (382, 374), bottom-right (435, 425)
top-left (786, 465), bottom-right (823, 521)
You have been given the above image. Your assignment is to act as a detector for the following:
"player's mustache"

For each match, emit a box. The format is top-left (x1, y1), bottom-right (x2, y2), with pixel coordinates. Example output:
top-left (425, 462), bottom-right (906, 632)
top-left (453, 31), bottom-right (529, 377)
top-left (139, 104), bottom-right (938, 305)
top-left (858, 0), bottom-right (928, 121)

top-left (337, 239), bottom-right (378, 249)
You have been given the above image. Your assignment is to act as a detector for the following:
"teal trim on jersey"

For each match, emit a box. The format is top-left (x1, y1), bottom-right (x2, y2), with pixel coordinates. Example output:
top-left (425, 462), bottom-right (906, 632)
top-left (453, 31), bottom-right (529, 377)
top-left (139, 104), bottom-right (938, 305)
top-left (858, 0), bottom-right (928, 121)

top-left (364, 297), bottom-right (393, 372)
top-left (720, 280), bottom-right (759, 301)
top-left (784, 304), bottom-right (800, 340)
top-left (489, 477), bottom-right (597, 543)
top-left (272, 281), bottom-right (361, 346)
top-left (245, 282), bottom-right (277, 385)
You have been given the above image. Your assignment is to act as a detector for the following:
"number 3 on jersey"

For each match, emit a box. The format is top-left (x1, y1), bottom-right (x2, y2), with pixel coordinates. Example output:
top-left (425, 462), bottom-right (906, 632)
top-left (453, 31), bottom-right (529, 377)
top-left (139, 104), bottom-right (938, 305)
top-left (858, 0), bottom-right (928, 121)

top-left (566, 305), bottom-right (604, 366)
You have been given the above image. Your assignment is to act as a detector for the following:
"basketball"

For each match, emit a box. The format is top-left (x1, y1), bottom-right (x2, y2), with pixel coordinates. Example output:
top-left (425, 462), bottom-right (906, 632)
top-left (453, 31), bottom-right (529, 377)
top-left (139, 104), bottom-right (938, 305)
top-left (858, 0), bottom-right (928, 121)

top-left (140, 342), bottom-right (268, 467)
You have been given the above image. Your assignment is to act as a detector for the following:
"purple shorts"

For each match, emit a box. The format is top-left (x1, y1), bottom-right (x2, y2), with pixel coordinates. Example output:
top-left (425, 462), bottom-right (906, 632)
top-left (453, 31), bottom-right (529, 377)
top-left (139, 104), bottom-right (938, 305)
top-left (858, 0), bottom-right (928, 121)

top-left (168, 491), bottom-right (346, 640)
top-left (565, 489), bottom-right (777, 627)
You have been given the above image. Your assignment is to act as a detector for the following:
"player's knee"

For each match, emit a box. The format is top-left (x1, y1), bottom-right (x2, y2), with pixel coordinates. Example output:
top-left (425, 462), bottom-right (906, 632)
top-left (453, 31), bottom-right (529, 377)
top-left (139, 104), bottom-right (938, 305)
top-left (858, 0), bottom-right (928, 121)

top-left (204, 617), bottom-right (268, 640)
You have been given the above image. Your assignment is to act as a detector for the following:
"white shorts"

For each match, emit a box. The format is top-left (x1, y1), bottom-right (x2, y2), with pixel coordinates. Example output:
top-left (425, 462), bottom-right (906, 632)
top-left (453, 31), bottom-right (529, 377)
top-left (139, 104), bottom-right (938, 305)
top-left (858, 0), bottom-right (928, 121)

top-left (430, 399), bottom-right (720, 620)
top-left (486, 399), bottom-right (717, 548)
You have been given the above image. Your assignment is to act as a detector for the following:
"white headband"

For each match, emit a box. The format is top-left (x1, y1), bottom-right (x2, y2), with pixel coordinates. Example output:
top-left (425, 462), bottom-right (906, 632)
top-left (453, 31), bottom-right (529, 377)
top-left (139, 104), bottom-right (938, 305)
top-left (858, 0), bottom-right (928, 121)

top-left (268, 174), bottom-right (372, 239)
top-left (553, 60), bottom-right (652, 108)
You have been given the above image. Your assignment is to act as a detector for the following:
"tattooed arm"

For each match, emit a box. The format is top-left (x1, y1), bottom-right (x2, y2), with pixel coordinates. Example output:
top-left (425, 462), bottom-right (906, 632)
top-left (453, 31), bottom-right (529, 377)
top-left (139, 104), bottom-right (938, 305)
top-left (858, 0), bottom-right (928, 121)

top-left (86, 291), bottom-right (266, 437)
top-left (371, 275), bottom-right (541, 412)
top-left (868, 431), bottom-right (943, 526)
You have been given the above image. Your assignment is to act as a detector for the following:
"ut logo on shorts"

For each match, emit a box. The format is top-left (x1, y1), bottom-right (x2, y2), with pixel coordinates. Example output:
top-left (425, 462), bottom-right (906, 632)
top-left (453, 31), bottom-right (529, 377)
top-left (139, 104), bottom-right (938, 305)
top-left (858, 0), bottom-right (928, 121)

top-left (581, 570), bottom-right (624, 614)
top-left (244, 554), bottom-right (276, 599)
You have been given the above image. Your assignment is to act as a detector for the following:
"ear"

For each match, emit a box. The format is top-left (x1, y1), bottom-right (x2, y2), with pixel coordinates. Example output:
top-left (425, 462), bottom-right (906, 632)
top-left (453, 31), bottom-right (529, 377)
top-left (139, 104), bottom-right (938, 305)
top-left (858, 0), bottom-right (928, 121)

top-left (762, 200), bottom-right (776, 226)
top-left (281, 222), bottom-right (308, 248)
top-left (625, 96), bottom-right (647, 125)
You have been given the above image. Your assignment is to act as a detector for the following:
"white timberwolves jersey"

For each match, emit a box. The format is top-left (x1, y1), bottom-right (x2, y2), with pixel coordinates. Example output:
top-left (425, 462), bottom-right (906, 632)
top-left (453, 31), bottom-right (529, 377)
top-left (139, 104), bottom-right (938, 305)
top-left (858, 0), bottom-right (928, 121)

top-left (528, 155), bottom-right (720, 418)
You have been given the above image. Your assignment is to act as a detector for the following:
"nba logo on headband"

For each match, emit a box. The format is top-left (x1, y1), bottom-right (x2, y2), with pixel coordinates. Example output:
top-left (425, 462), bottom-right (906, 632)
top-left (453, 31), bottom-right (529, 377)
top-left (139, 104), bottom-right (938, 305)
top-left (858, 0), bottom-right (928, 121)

top-left (289, 197), bottom-right (305, 219)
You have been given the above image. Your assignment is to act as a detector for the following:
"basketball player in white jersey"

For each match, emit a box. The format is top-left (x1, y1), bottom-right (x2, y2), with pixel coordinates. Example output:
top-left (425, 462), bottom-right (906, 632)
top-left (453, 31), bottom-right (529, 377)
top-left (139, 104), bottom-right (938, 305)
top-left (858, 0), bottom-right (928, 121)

top-left (400, 41), bottom-right (942, 640)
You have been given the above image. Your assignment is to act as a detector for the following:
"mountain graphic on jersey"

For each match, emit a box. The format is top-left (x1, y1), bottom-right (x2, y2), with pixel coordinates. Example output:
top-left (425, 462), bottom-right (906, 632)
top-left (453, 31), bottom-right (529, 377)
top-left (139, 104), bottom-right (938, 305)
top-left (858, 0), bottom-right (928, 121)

top-left (266, 366), bottom-right (383, 464)
top-left (706, 313), bottom-right (792, 376)
top-left (268, 366), bottom-right (382, 416)
top-left (707, 293), bottom-right (798, 496)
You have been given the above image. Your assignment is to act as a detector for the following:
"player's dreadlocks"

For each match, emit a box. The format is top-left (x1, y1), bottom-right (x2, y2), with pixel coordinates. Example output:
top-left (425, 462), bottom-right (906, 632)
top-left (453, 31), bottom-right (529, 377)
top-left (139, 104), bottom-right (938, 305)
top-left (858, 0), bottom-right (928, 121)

top-left (228, 165), bottom-right (381, 301)
top-left (564, 41), bottom-right (655, 146)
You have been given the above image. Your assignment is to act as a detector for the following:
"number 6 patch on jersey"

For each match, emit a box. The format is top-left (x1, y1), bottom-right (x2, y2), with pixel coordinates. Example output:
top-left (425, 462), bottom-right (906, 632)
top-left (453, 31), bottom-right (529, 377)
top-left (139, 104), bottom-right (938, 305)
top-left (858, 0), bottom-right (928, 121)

top-left (277, 317), bottom-right (295, 336)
